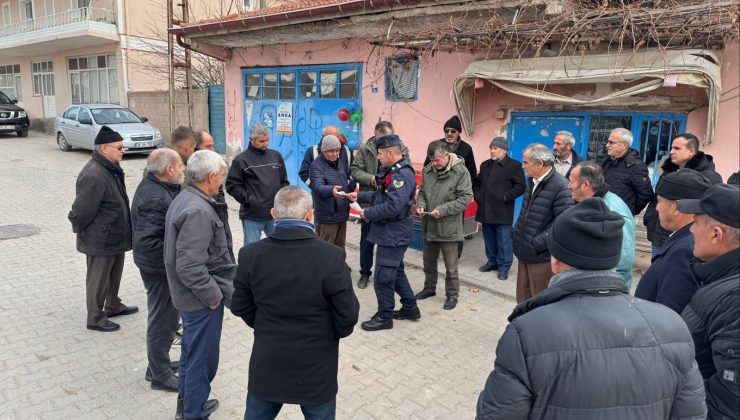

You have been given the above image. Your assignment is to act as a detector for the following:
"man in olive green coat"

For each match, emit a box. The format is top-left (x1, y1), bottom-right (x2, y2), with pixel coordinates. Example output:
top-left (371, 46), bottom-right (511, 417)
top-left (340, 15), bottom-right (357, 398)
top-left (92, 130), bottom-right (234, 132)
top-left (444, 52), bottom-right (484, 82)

top-left (350, 121), bottom-right (410, 289)
top-left (415, 143), bottom-right (473, 310)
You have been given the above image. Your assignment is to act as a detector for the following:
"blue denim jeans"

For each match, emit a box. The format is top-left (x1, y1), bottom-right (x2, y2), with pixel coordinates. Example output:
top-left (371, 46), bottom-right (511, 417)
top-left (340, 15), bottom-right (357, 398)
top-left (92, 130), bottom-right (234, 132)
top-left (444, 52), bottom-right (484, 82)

top-left (245, 393), bottom-right (336, 420)
top-left (242, 218), bottom-right (275, 245)
top-left (359, 219), bottom-right (374, 276)
top-left (481, 223), bottom-right (514, 272)
top-left (179, 304), bottom-right (224, 420)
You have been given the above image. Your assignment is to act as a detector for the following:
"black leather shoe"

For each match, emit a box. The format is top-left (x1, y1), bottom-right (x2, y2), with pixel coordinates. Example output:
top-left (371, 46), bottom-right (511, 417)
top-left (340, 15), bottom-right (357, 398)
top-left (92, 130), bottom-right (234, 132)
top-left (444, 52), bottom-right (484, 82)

top-left (151, 375), bottom-right (179, 392)
top-left (497, 271), bottom-right (509, 281)
top-left (145, 361), bottom-right (180, 382)
top-left (443, 296), bottom-right (458, 310)
top-left (358, 275), bottom-right (369, 289)
top-left (175, 398), bottom-right (218, 420)
top-left (392, 306), bottom-right (421, 321)
top-left (86, 320), bottom-right (120, 332)
top-left (478, 264), bottom-right (498, 272)
top-left (361, 314), bottom-right (393, 331)
top-left (414, 289), bottom-right (436, 300)
top-left (107, 304), bottom-right (139, 318)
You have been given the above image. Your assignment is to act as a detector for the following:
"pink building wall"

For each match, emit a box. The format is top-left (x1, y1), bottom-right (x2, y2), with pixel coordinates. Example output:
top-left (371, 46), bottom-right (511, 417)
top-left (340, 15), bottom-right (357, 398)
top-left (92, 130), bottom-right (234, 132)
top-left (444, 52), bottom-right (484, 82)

top-left (224, 39), bottom-right (739, 178)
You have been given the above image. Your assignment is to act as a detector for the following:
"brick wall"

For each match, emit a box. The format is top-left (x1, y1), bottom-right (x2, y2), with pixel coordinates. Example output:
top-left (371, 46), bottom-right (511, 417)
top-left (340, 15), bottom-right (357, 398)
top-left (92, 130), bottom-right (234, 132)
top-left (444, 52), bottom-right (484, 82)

top-left (128, 89), bottom-right (209, 143)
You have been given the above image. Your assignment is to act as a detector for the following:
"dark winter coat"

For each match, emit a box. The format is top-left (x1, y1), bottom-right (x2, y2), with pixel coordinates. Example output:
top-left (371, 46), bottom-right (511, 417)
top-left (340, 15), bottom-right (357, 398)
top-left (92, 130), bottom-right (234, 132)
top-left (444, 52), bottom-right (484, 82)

top-left (512, 169), bottom-right (573, 263)
top-left (299, 143), bottom-right (352, 185)
top-left (424, 138), bottom-right (477, 182)
top-left (473, 155), bottom-right (526, 225)
top-left (601, 148), bottom-right (654, 215)
top-left (477, 269), bottom-right (707, 420)
top-left (68, 152), bottom-right (132, 256)
top-left (728, 171), bottom-right (739, 185)
top-left (164, 185), bottom-right (236, 312)
top-left (308, 155), bottom-right (356, 224)
top-left (231, 227), bottom-right (359, 405)
top-left (643, 152), bottom-right (723, 245)
top-left (351, 136), bottom-right (410, 204)
top-left (131, 173), bottom-right (181, 274)
top-left (634, 223), bottom-right (699, 314)
top-left (562, 149), bottom-right (582, 180)
top-left (681, 248), bottom-right (740, 419)
top-left (226, 145), bottom-right (289, 221)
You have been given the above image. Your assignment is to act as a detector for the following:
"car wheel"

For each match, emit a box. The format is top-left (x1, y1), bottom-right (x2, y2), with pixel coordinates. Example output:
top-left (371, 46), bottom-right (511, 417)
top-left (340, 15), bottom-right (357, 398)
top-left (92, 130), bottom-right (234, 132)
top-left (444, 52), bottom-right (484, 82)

top-left (57, 132), bottom-right (72, 152)
top-left (17, 130), bottom-right (28, 138)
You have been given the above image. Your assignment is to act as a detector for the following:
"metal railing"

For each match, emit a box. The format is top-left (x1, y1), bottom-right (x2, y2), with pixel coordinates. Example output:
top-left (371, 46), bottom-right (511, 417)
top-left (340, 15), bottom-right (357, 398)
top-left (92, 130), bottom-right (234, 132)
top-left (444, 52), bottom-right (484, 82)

top-left (0, 7), bottom-right (116, 39)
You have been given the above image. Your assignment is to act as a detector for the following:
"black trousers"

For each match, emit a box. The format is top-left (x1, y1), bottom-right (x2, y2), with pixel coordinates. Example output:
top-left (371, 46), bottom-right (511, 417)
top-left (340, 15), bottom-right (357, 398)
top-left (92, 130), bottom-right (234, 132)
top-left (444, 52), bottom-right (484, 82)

top-left (141, 270), bottom-right (180, 382)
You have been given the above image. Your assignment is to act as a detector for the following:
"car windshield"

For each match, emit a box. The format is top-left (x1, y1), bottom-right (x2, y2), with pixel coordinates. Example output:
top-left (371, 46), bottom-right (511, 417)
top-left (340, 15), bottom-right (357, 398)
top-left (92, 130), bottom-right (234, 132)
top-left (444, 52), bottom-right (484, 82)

top-left (0, 92), bottom-right (12, 105)
top-left (91, 108), bottom-right (142, 124)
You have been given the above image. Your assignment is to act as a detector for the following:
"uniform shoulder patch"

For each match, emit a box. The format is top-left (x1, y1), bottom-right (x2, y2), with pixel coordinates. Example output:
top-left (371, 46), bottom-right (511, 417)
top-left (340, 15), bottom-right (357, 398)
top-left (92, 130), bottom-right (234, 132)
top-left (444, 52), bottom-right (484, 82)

top-left (393, 179), bottom-right (405, 189)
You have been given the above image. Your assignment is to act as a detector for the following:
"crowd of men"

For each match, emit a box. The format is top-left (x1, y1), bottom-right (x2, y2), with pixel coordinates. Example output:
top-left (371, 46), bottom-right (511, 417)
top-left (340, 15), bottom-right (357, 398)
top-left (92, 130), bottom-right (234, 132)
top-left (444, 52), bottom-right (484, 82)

top-left (67, 119), bottom-right (739, 419)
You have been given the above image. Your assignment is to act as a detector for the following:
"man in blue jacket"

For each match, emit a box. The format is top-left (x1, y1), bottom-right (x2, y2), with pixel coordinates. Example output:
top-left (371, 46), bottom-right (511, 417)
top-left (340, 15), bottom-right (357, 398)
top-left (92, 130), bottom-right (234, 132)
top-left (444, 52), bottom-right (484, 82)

top-left (350, 134), bottom-right (420, 331)
top-left (635, 169), bottom-right (712, 313)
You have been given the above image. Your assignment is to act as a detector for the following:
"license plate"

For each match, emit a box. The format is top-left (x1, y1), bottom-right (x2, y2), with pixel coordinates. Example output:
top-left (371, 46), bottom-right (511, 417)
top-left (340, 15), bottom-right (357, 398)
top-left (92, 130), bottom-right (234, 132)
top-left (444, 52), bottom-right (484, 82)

top-left (0, 125), bottom-right (14, 130)
top-left (135, 142), bottom-right (154, 148)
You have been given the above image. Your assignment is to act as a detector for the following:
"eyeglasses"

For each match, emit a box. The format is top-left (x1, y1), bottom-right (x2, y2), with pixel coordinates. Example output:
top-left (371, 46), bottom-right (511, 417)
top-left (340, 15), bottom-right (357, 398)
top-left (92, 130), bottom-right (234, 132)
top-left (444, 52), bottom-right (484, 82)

top-left (106, 145), bottom-right (124, 151)
top-left (606, 140), bottom-right (622, 145)
top-left (444, 129), bottom-right (458, 134)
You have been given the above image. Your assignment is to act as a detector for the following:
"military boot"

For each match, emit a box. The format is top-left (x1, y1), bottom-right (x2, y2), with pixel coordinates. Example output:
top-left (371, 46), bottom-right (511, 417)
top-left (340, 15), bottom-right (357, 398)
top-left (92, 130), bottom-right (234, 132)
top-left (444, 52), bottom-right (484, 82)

top-left (361, 313), bottom-right (393, 331)
top-left (392, 306), bottom-right (421, 321)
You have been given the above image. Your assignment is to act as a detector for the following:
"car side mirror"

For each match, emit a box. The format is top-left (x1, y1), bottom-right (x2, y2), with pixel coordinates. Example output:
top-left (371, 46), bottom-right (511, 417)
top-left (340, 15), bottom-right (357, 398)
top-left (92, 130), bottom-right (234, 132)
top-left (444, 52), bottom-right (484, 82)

top-left (79, 118), bottom-right (92, 125)
top-left (11, 98), bottom-right (18, 104)
top-left (141, 117), bottom-right (148, 123)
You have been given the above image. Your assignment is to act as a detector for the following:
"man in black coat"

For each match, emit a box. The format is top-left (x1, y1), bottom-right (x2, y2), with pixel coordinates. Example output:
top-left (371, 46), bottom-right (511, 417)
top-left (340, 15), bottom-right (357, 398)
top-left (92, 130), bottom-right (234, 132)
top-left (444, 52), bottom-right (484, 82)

top-left (513, 144), bottom-right (573, 303)
top-left (552, 130), bottom-right (581, 179)
top-left (643, 133), bottom-right (722, 253)
top-left (473, 137), bottom-right (525, 280)
top-left (635, 169), bottom-right (712, 314)
top-left (424, 115), bottom-right (476, 258)
top-left (601, 128), bottom-right (654, 215)
top-left (231, 186), bottom-right (359, 418)
top-left (131, 148), bottom-right (184, 392)
top-left (68, 126), bottom-right (138, 332)
top-left (678, 183), bottom-right (740, 419)
top-left (477, 198), bottom-right (707, 419)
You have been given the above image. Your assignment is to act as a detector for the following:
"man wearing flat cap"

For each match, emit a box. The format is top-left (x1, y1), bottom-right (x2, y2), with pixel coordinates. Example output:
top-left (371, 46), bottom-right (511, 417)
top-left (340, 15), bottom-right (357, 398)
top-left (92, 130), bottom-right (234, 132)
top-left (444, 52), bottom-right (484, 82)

top-left (473, 137), bottom-right (525, 281)
top-left (69, 126), bottom-right (138, 332)
top-left (678, 183), bottom-right (740, 419)
top-left (349, 134), bottom-right (420, 331)
top-left (476, 198), bottom-right (707, 419)
top-left (309, 134), bottom-right (356, 247)
top-left (635, 169), bottom-right (712, 313)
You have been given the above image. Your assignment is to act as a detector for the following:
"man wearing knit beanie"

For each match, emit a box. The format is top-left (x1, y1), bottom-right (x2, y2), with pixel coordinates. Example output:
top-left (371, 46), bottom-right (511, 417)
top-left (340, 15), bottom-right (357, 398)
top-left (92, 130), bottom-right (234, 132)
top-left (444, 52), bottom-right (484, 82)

top-left (476, 198), bottom-right (706, 419)
top-left (634, 169), bottom-right (712, 313)
top-left (423, 115), bottom-right (476, 259)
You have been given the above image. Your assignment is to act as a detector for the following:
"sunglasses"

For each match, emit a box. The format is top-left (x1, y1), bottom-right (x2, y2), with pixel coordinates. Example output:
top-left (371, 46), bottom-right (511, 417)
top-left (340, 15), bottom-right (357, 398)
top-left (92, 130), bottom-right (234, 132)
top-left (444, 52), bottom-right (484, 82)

top-left (444, 129), bottom-right (458, 134)
top-left (106, 144), bottom-right (124, 151)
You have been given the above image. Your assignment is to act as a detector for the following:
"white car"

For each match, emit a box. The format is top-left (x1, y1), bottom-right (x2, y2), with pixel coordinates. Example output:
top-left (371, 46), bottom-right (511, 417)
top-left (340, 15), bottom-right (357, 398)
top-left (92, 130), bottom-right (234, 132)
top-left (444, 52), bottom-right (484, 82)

top-left (55, 104), bottom-right (163, 153)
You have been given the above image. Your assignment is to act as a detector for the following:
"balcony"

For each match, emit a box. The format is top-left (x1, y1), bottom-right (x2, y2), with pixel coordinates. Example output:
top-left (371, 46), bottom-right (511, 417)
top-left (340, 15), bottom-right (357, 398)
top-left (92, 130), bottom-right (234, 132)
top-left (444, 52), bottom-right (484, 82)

top-left (0, 8), bottom-right (119, 59)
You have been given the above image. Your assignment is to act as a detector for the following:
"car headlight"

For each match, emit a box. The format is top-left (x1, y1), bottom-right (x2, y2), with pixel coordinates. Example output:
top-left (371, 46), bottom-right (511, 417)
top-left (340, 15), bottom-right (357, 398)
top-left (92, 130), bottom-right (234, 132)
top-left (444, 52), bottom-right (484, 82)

top-left (18, 111), bottom-right (26, 118)
top-left (154, 130), bottom-right (162, 139)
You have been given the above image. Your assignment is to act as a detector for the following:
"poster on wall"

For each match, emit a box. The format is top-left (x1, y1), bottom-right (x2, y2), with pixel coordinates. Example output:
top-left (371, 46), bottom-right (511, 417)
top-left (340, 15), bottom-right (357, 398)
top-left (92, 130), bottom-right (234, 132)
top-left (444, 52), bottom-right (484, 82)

top-left (245, 100), bottom-right (254, 125)
top-left (276, 102), bottom-right (293, 134)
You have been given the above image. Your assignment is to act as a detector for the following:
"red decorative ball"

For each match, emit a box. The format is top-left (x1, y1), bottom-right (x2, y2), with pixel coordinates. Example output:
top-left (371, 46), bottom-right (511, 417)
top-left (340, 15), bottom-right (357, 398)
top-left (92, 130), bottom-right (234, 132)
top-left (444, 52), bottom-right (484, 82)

top-left (337, 109), bottom-right (350, 121)
top-left (338, 133), bottom-right (347, 144)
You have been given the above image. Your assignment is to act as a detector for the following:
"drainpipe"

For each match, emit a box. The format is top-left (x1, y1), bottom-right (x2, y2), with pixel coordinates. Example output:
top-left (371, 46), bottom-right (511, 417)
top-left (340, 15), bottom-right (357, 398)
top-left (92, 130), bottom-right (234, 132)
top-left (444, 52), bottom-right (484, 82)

top-left (117, 0), bottom-right (130, 106)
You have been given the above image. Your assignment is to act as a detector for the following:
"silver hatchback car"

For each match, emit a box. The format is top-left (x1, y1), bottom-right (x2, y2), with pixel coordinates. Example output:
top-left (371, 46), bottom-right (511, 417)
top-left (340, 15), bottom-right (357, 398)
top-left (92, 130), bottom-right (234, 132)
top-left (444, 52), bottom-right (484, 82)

top-left (55, 104), bottom-right (163, 153)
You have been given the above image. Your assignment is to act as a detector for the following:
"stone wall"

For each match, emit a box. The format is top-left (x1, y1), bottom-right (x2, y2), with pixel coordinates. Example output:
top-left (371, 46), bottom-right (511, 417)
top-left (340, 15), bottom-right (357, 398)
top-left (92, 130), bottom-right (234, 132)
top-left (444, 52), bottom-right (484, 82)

top-left (128, 89), bottom-right (209, 143)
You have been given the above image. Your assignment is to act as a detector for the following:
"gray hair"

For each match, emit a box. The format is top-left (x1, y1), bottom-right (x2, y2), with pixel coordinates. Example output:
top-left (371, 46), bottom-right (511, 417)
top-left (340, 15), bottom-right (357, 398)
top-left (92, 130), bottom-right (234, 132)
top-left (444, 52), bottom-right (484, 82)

top-left (431, 145), bottom-right (449, 157)
top-left (273, 186), bottom-right (313, 219)
top-left (574, 161), bottom-right (605, 192)
top-left (524, 143), bottom-right (555, 167)
top-left (249, 124), bottom-right (269, 141)
top-left (610, 128), bottom-right (634, 147)
top-left (186, 150), bottom-right (225, 183)
top-left (556, 131), bottom-right (575, 147)
top-left (146, 148), bottom-right (180, 175)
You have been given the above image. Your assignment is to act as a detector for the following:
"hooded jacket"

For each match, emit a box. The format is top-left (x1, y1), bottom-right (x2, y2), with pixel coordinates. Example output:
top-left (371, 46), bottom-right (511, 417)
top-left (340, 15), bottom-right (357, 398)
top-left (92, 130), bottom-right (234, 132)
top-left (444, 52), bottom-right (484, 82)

top-left (643, 151), bottom-right (722, 246)
top-left (477, 269), bottom-right (707, 420)
top-left (417, 153), bottom-right (473, 242)
top-left (601, 148), bottom-right (654, 215)
top-left (681, 248), bottom-right (740, 419)
top-left (424, 138), bottom-right (477, 182)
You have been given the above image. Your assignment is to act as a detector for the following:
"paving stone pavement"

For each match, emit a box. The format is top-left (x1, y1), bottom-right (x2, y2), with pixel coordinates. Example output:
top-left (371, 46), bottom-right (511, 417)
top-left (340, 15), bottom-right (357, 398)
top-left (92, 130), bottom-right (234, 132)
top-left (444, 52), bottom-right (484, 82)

top-left (0, 132), bottom-right (516, 420)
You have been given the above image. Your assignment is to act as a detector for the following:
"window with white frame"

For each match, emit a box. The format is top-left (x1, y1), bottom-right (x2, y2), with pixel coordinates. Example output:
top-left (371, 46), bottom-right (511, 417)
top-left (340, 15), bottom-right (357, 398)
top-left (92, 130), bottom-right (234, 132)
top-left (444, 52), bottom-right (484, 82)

top-left (72, 0), bottom-right (90, 8)
top-left (44, 0), bottom-right (54, 16)
top-left (68, 54), bottom-right (119, 104)
top-left (2, 3), bottom-right (11, 26)
top-left (20, 0), bottom-right (33, 21)
top-left (0, 64), bottom-right (22, 101)
top-left (32, 61), bottom-right (55, 96)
